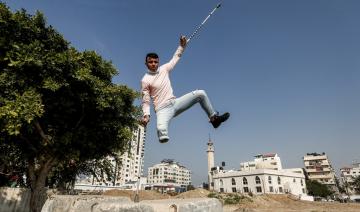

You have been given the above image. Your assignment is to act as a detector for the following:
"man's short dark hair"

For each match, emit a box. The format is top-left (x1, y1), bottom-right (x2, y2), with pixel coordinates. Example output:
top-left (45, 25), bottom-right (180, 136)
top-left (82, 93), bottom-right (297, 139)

top-left (145, 53), bottom-right (159, 62)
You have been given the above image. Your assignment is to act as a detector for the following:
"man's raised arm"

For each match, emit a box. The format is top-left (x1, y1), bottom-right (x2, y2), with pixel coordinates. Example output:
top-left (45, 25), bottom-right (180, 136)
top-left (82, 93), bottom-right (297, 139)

top-left (164, 35), bottom-right (187, 72)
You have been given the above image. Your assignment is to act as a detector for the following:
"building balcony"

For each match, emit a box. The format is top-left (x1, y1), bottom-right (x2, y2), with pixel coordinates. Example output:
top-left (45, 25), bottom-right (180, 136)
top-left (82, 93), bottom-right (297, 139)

top-left (308, 175), bottom-right (333, 180)
top-left (306, 168), bottom-right (332, 173)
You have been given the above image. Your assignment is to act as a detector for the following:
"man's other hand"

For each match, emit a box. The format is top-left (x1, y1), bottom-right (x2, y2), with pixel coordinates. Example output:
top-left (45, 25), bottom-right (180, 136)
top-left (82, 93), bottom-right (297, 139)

top-left (140, 115), bottom-right (150, 127)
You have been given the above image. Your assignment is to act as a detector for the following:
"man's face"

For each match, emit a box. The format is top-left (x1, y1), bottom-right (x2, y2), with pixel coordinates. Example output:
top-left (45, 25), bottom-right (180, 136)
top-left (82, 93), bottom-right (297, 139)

top-left (146, 57), bottom-right (159, 72)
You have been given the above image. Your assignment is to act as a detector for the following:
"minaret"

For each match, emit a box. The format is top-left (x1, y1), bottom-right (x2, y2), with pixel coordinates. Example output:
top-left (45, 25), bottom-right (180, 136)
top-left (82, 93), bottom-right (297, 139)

top-left (207, 135), bottom-right (215, 190)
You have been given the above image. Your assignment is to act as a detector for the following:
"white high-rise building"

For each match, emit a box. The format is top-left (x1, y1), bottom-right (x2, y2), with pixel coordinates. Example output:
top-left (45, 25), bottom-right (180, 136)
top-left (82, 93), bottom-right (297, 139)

top-left (240, 153), bottom-right (282, 171)
top-left (147, 159), bottom-right (191, 188)
top-left (115, 125), bottom-right (146, 185)
top-left (76, 125), bottom-right (146, 187)
top-left (303, 152), bottom-right (337, 189)
top-left (340, 163), bottom-right (360, 195)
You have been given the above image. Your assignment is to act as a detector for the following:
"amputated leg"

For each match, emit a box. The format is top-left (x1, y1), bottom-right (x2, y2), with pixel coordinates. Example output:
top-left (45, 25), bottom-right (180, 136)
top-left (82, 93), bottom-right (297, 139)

top-left (156, 106), bottom-right (175, 143)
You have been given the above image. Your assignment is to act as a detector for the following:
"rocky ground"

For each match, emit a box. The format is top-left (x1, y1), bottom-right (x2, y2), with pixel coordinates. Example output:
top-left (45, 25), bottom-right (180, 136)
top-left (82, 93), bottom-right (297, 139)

top-left (103, 188), bottom-right (360, 212)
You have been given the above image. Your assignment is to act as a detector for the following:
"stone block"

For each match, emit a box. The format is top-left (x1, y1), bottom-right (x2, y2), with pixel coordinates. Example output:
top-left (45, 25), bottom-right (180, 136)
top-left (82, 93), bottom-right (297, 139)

top-left (41, 195), bottom-right (222, 212)
top-left (41, 195), bottom-right (131, 212)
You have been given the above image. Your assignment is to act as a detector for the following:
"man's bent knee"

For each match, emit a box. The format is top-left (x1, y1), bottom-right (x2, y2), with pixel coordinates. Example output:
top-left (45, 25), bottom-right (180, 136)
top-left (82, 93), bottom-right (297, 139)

top-left (192, 89), bottom-right (207, 99)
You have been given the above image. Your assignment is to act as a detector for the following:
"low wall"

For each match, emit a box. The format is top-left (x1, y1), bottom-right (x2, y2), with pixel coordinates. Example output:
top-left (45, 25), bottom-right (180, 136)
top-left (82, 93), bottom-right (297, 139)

top-left (140, 198), bottom-right (223, 212)
top-left (41, 195), bottom-right (132, 212)
top-left (1, 188), bottom-right (223, 212)
top-left (41, 195), bottom-right (222, 212)
top-left (0, 187), bottom-right (31, 212)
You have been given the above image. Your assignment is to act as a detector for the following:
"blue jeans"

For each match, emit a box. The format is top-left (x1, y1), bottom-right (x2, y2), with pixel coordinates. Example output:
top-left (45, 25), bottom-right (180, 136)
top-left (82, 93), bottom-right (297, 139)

top-left (156, 90), bottom-right (216, 141)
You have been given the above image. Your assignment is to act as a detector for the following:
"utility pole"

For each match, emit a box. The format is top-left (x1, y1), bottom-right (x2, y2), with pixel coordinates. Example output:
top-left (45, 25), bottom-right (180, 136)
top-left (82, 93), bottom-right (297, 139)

top-left (134, 153), bottom-right (144, 203)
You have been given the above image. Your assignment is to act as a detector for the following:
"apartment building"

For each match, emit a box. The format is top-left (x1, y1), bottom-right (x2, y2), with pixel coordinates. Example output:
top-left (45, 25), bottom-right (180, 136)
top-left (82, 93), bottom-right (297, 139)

top-left (340, 163), bottom-right (360, 194)
top-left (240, 153), bottom-right (282, 171)
top-left (115, 125), bottom-right (146, 185)
top-left (147, 159), bottom-right (191, 188)
top-left (76, 125), bottom-right (146, 186)
top-left (303, 152), bottom-right (337, 189)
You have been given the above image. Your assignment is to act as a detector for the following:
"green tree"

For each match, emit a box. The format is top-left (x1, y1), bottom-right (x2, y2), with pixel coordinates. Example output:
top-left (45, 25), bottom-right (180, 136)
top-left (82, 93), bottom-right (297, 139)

top-left (186, 184), bottom-right (195, 191)
top-left (336, 177), bottom-right (346, 194)
top-left (306, 180), bottom-right (334, 198)
top-left (0, 3), bottom-right (139, 211)
top-left (351, 176), bottom-right (360, 194)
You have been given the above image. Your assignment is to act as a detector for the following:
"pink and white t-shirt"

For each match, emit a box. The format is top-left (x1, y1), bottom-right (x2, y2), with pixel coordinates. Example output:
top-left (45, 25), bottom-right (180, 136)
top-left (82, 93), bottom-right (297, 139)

top-left (141, 46), bottom-right (185, 116)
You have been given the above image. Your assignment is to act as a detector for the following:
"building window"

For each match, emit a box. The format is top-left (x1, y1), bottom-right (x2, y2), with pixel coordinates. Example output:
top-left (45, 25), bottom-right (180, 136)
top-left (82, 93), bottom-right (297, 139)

top-left (268, 176), bottom-right (272, 184)
top-left (302, 188), bottom-right (306, 193)
top-left (220, 188), bottom-right (224, 192)
top-left (269, 186), bottom-right (274, 192)
top-left (243, 187), bottom-right (249, 193)
top-left (220, 179), bottom-right (223, 186)
top-left (255, 176), bottom-right (261, 184)
top-left (232, 187), bottom-right (237, 192)
top-left (279, 187), bottom-right (283, 193)
top-left (301, 179), bottom-right (303, 186)
top-left (256, 186), bottom-right (262, 193)
top-left (243, 177), bottom-right (248, 185)
top-left (278, 176), bottom-right (281, 185)
top-left (293, 178), bottom-right (296, 183)
top-left (232, 178), bottom-right (236, 185)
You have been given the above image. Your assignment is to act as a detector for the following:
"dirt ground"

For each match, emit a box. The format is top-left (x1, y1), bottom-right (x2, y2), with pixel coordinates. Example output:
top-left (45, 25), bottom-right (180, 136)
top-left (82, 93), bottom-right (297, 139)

top-left (103, 188), bottom-right (360, 212)
top-left (222, 194), bottom-right (360, 212)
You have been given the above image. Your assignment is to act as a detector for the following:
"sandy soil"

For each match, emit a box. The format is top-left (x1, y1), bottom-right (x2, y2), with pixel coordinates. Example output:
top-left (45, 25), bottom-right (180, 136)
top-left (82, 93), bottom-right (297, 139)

top-left (103, 189), bottom-right (360, 212)
top-left (222, 194), bottom-right (360, 212)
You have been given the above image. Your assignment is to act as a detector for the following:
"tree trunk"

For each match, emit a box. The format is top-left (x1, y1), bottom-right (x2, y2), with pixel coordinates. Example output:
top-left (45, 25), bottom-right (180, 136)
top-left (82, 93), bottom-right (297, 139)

top-left (28, 157), bottom-right (56, 212)
top-left (30, 183), bottom-right (48, 212)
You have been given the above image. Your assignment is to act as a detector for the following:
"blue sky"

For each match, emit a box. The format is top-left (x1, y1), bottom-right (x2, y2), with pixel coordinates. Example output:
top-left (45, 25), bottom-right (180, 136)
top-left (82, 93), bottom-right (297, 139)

top-left (4, 0), bottom-right (360, 186)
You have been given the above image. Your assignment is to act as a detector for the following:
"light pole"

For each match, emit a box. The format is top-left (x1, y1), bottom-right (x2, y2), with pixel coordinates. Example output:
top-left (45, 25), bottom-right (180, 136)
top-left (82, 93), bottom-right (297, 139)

top-left (134, 153), bottom-right (144, 203)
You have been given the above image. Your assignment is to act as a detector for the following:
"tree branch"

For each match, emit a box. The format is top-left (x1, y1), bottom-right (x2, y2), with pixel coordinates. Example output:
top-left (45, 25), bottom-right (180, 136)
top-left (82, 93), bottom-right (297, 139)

top-left (20, 135), bottom-right (38, 152)
top-left (28, 158), bottom-right (36, 190)
top-left (36, 157), bottom-right (57, 187)
top-left (74, 103), bottom-right (85, 130)
top-left (0, 171), bottom-right (11, 176)
top-left (34, 121), bottom-right (50, 145)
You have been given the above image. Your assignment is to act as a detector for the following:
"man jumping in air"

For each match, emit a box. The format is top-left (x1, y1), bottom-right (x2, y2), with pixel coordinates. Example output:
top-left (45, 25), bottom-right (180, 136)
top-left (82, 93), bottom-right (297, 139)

top-left (140, 35), bottom-right (229, 143)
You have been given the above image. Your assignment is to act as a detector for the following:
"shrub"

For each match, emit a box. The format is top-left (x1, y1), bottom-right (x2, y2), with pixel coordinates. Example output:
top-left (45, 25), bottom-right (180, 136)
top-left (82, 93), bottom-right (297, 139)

top-left (207, 192), bottom-right (222, 199)
top-left (224, 193), bottom-right (241, 204)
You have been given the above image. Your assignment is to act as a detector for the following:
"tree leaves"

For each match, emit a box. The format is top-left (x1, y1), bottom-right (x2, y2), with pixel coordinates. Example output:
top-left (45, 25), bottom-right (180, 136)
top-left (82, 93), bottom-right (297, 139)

top-left (306, 180), bottom-right (334, 198)
top-left (0, 90), bottom-right (44, 135)
top-left (0, 1), bottom-right (138, 196)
